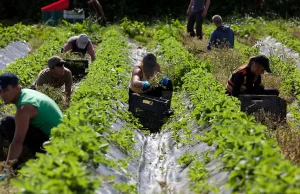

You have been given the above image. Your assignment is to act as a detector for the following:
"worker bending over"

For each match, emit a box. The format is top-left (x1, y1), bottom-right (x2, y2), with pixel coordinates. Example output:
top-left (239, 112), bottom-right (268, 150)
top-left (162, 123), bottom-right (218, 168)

top-left (226, 55), bottom-right (279, 97)
top-left (62, 34), bottom-right (96, 61)
top-left (129, 53), bottom-right (173, 103)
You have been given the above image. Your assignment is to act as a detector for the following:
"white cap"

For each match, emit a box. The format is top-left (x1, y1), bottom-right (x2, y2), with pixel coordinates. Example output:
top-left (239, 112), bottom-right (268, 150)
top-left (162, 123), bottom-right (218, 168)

top-left (77, 34), bottom-right (89, 49)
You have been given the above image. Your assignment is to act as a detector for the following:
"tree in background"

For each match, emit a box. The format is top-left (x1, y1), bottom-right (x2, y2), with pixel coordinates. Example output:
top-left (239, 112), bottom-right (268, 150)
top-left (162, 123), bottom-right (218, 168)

top-left (0, 0), bottom-right (299, 23)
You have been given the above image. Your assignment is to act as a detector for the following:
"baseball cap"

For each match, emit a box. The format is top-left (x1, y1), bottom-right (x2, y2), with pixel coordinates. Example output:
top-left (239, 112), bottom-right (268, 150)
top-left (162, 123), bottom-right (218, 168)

top-left (48, 56), bottom-right (67, 68)
top-left (0, 72), bottom-right (19, 91)
top-left (254, 55), bottom-right (272, 73)
top-left (77, 34), bottom-right (89, 49)
top-left (143, 53), bottom-right (157, 72)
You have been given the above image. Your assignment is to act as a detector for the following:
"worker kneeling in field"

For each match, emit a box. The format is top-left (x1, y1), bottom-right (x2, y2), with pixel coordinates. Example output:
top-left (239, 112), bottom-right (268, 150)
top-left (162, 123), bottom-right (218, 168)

top-left (34, 56), bottom-right (73, 101)
top-left (0, 72), bottom-right (63, 172)
top-left (207, 15), bottom-right (234, 50)
top-left (129, 53), bottom-right (173, 103)
top-left (61, 34), bottom-right (96, 61)
top-left (226, 55), bottom-right (279, 97)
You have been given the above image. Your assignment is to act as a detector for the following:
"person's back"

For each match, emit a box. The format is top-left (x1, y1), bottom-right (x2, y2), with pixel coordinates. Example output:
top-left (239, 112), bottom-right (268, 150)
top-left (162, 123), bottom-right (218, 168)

top-left (192, 0), bottom-right (205, 12)
top-left (207, 15), bottom-right (234, 50)
top-left (16, 88), bottom-right (63, 136)
top-left (208, 25), bottom-right (234, 49)
top-left (62, 34), bottom-right (96, 61)
top-left (65, 36), bottom-right (90, 55)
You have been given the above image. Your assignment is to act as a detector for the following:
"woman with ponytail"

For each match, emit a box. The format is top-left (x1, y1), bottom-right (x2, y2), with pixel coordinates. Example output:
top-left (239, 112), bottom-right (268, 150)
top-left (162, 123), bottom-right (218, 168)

top-left (226, 55), bottom-right (279, 97)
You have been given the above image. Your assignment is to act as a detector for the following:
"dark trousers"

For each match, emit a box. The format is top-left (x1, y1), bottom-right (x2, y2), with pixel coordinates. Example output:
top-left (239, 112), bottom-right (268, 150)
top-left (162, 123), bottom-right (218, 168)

top-left (226, 86), bottom-right (279, 97)
top-left (187, 11), bottom-right (204, 39)
top-left (128, 80), bottom-right (173, 105)
top-left (251, 85), bottom-right (279, 96)
top-left (260, 88), bottom-right (279, 95)
top-left (0, 115), bottom-right (49, 154)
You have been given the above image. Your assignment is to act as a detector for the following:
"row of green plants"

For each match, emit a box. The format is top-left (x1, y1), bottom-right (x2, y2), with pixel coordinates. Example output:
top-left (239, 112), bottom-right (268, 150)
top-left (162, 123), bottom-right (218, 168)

top-left (202, 17), bottom-right (300, 163)
top-left (0, 26), bottom-right (71, 115)
top-left (0, 25), bottom-right (73, 115)
top-left (221, 17), bottom-right (300, 53)
top-left (0, 22), bottom-right (105, 112)
top-left (227, 33), bottom-right (300, 163)
top-left (120, 18), bottom-right (184, 44)
top-left (0, 23), bottom-right (40, 48)
top-left (200, 20), bottom-right (300, 189)
top-left (182, 67), bottom-right (300, 193)
top-left (120, 17), bottom-right (300, 54)
top-left (1, 27), bottom-right (69, 87)
top-left (221, 19), bottom-right (300, 127)
top-left (13, 29), bottom-right (138, 193)
top-left (126, 20), bottom-right (226, 192)
top-left (150, 25), bottom-right (300, 192)
top-left (173, 17), bottom-right (300, 165)
top-left (120, 17), bottom-right (300, 159)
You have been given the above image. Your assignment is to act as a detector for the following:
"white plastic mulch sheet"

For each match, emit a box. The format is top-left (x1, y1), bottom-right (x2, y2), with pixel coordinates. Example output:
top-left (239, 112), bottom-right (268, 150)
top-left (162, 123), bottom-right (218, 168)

top-left (255, 36), bottom-right (300, 68)
top-left (255, 36), bottom-right (300, 118)
top-left (96, 40), bottom-right (230, 194)
top-left (0, 41), bottom-right (31, 70)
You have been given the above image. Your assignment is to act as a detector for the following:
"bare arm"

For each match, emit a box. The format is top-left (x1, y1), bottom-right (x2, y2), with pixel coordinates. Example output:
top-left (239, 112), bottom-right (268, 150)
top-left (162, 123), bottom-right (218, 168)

top-left (132, 68), bottom-right (144, 88)
top-left (97, 0), bottom-right (106, 19)
top-left (202, 0), bottom-right (211, 17)
top-left (187, 0), bottom-right (193, 15)
top-left (87, 43), bottom-right (96, 61)
top-left (91, 0), bottom-right (106, 21)
top-left (65, 70), bottom-right (73, 101)
top-left (63, 43), bottom-right (73, 52)
top-left (5, 105), bottom-right (38, 166)
top-left (156, 63), bottom-right (162, 73)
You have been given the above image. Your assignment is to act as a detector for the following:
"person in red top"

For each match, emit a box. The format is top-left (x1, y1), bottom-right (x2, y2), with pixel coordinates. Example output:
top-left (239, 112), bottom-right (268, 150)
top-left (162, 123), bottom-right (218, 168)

top-left (226, 55), bottom-right (279, 97)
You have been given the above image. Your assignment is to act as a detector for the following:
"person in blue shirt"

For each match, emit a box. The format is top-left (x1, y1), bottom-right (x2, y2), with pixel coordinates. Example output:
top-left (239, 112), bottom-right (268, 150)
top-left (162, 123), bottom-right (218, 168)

top-left (207, 15), bottom-right (234, 50)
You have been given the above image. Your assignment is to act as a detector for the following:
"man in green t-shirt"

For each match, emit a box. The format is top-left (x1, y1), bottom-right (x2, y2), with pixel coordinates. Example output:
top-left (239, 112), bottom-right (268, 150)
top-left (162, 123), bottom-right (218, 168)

top-left (0, 72), bottom-right (63, 169)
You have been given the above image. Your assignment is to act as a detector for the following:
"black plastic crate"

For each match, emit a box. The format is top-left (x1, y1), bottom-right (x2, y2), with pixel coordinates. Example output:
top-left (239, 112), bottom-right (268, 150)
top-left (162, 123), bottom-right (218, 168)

top-left (239, 95), bottom-right (287, 120)
top-left (129, 93), bottom-right (171, 120)
top-left (64, 59), bottom-right (89, 77)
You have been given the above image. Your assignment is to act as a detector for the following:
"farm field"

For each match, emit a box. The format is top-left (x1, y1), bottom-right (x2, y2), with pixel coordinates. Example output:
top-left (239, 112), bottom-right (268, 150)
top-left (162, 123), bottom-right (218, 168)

top-left (1, 16), bottom-right (300, 193)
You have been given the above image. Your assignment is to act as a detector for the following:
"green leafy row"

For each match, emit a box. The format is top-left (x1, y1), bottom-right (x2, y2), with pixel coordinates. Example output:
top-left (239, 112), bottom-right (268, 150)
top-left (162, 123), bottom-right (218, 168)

top-left (183, 67), bottom-right (300, 193)
top-left (0, 23), bottom-right (39, 48)
top-left (13, 29), bottom-right (137, 193)
top-left (1, 27), bottom-right (70, 87)
top-left (153, 29), bottom-right (300, 193)
top-left (229, 17), bottom-right (300, 54)
top-left (0, 26), bottom-right (72, 114)
top-left (1, 21), bottom-right (104, 88)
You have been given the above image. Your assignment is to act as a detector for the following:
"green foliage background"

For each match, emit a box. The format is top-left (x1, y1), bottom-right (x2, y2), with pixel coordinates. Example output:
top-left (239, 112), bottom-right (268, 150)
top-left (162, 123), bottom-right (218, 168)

top-left (1, 0), bottom-right (300, 22)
